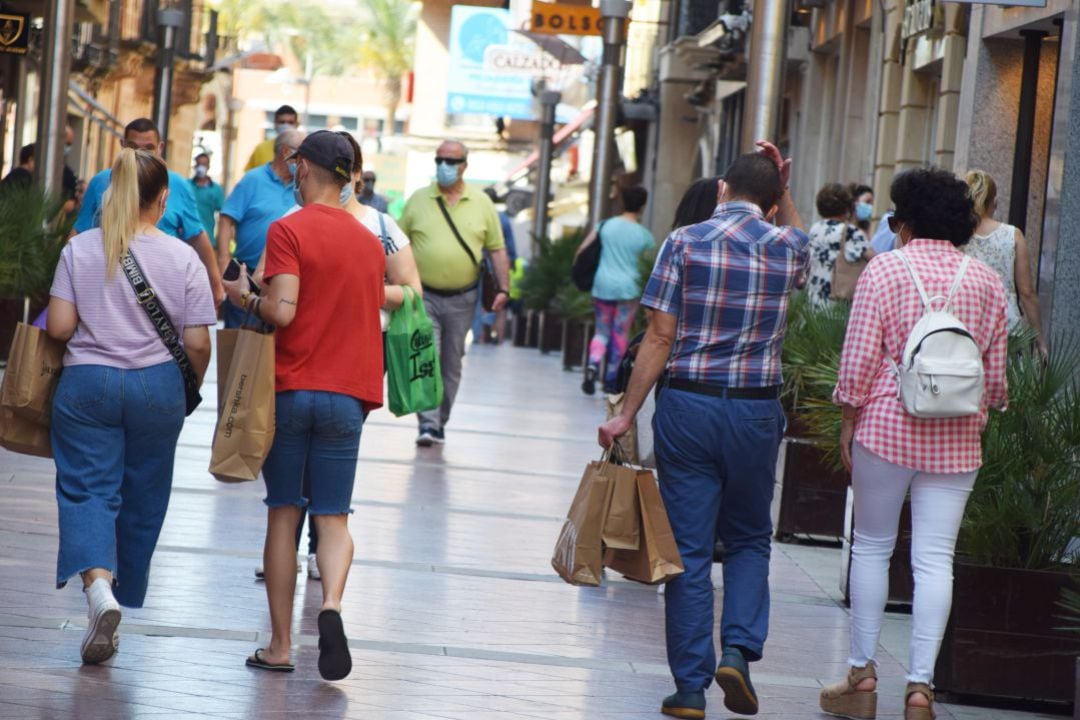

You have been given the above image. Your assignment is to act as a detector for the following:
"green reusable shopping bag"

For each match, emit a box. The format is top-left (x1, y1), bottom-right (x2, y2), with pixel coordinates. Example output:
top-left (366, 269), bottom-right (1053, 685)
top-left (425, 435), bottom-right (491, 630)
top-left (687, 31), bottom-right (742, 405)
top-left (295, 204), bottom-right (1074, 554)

top-left (386, 287), bottom-right (443, 417)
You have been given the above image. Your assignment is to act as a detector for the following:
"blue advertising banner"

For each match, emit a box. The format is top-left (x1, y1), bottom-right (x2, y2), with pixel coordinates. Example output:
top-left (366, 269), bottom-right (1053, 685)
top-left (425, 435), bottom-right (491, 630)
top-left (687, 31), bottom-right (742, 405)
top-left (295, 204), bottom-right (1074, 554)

top-left (447, 6), bottom-right (554, 120)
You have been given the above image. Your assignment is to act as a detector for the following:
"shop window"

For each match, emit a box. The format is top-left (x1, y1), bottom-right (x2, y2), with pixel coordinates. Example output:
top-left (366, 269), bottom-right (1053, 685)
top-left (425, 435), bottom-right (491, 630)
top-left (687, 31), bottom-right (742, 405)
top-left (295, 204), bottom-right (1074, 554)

top-left (923, 76), bottom-right (940, 166)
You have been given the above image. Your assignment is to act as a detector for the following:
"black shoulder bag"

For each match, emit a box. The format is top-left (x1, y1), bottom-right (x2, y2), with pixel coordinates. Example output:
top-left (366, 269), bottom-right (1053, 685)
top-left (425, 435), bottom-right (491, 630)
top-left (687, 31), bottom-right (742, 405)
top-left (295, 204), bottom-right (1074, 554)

top-left (571, 220), bottom-right (606, 292)
top-left (120, 251), bottom-right (203, 416)
top-left (435, 196), bottom-right (501, 311)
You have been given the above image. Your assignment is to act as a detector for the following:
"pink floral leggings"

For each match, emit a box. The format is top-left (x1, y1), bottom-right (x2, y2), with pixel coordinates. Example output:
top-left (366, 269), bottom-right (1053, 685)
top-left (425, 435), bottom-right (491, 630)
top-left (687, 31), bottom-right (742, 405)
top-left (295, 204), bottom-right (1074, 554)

top-left (589, 299), bottom-right (638, 385)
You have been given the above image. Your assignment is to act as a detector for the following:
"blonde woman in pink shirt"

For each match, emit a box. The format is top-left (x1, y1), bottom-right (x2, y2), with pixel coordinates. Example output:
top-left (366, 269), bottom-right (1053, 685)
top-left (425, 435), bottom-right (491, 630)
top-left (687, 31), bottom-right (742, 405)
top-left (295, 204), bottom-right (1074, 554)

top-left (820, 168), bottom-right (1008, 720)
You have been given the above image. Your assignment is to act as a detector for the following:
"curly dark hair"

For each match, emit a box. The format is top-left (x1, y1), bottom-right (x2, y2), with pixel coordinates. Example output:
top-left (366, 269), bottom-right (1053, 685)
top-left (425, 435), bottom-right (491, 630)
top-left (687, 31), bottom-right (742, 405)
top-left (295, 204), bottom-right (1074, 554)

top-left (816, 183), bottom-right (853, 218)
top-left (890, 167), bottom-right (978, 247)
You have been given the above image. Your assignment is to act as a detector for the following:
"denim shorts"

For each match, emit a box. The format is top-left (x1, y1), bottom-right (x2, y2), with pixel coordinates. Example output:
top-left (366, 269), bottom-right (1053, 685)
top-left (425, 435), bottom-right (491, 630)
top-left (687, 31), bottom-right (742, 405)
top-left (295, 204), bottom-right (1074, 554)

top-left (261, 390), bottom-right (364, 515)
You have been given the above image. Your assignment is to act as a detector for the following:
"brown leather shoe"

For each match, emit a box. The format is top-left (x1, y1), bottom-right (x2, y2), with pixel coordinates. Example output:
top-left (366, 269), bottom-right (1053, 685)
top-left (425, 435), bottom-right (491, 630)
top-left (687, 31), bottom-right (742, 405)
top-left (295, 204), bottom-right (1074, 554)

top-left (820, 664), bottom-right (877, 719)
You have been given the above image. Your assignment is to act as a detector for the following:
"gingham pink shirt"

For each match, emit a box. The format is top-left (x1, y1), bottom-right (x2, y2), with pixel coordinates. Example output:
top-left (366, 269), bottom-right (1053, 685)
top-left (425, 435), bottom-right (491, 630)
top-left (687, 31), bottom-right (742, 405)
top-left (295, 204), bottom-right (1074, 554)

top-left (834, 238), bottom-right (1009, 473)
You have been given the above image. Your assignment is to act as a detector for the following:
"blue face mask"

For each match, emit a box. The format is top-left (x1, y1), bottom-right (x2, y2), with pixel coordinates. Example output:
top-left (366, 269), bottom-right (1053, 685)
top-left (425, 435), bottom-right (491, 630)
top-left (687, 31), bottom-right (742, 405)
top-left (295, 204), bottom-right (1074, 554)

top-left (436, 162), bottom-right (459, 187)
top-left (855, 202), bottom-right (873, 222)
top-left (287, 161), bottom-right (297, 181)
top-left (339, 183), bottom-right (354, 206)
top-left (276, 122), bottom-right (296, 135)
top-left (293, 172), bottom-right (305, 207)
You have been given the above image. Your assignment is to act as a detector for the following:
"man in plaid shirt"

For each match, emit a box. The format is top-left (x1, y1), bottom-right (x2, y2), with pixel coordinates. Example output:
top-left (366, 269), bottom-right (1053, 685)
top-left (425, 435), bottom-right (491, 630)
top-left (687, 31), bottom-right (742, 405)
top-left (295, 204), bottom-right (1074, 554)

top-left (600, 142), bottom-right (807, 719)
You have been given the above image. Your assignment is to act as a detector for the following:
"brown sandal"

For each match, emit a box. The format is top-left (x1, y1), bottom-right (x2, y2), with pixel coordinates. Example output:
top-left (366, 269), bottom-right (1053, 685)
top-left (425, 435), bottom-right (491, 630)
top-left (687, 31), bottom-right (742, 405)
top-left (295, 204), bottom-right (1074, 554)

top-left (820, 664), bottom-right (877, 719)
top-left (904, 682), bottom-right (935, 720)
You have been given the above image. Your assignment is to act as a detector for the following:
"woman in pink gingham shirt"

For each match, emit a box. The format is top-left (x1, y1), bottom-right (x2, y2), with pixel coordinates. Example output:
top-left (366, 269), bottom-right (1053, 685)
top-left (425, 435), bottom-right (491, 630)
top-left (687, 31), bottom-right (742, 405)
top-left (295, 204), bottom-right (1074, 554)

top-left (819, 168), bottom-right (1008, 720)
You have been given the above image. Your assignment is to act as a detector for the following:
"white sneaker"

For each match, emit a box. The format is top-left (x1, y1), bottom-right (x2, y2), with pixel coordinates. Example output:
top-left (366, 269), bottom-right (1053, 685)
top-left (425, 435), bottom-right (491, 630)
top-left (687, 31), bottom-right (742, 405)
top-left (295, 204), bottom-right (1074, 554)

top-left (307, 554), bottom-right (321, 581)
top-left (81, 578), bottom-right (121, 665)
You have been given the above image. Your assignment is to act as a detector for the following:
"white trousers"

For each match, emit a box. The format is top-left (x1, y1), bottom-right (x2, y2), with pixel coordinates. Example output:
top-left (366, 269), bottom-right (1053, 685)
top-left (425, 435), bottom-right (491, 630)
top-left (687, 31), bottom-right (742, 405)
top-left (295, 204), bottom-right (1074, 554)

top-left (847, 442), bottom-right (977, 683)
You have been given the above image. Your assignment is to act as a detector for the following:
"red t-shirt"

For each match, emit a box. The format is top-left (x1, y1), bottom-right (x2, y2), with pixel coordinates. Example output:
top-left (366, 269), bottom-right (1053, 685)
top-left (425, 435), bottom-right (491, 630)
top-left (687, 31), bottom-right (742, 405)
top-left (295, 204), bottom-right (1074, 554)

top-left (263, 203), bottom-right (386, 410)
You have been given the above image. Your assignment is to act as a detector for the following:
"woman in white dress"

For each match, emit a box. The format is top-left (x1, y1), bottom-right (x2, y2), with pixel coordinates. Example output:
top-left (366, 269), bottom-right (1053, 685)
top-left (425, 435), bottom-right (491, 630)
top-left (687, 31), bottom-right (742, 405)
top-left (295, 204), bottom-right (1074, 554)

top-left (964, 170), bottom-right (1046, 355)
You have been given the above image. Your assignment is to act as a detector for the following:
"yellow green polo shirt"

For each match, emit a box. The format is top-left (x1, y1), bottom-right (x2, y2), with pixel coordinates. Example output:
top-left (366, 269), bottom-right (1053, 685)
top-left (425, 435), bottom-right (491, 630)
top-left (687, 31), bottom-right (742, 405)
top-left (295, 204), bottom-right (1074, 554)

top-left (400, 182), bottom-right (505, 291)
top-left (244, 139), bottom-right (276, 172)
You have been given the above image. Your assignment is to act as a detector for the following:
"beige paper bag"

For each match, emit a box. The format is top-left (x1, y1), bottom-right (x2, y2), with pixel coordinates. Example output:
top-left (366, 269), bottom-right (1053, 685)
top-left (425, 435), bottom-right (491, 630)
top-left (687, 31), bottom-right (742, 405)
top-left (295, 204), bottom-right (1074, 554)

top-left (1, 322), bottom-right (64, 426)
top-left (0, 405), bottom-right (52, 458)
top-left (552, 461), bottom-right (614, 586)
top-left (605, 470), bottom-right (684, 584)
top-left (215, 328), bottom-right (240, 410)
top-left (209, 328), bottom-right (276, 482)
top-left (601, 446), bottom-right (641, 550)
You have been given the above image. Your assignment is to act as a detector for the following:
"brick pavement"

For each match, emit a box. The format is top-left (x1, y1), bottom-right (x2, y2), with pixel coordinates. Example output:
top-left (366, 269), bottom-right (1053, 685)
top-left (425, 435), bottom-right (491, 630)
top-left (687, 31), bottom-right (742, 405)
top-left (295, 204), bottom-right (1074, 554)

top-left (0, 342), bottom-right (1063, 719)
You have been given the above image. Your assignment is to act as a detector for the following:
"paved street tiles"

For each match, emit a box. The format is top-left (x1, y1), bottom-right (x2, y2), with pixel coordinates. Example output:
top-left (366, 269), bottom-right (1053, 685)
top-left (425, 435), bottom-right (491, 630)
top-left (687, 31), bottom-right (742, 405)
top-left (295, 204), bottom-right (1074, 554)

top-left (0, 344), bottom-right (1064, 719)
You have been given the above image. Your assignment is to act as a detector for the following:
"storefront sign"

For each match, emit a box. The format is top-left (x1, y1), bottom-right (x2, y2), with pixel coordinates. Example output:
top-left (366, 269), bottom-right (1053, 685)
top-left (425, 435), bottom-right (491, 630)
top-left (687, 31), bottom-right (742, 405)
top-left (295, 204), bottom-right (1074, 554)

top-left (531, 2), bottom-right (605, 36)
top-left (0, 13), bottom-right (30, 56)
top-left (447, 6), bottom-right (549, 119)
top-left (901, 0), bottom-right (941, 40)
top-left (942, 0), bottom-right (1045, 7)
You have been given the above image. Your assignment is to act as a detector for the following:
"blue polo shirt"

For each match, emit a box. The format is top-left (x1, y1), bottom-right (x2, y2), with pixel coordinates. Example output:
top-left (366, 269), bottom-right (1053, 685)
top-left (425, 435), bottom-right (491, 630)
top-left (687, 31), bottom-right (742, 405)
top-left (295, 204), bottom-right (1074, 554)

top-left (221, 163), bottom-right (295, 267)
top-left (74, 168), bottom-right (205, 242)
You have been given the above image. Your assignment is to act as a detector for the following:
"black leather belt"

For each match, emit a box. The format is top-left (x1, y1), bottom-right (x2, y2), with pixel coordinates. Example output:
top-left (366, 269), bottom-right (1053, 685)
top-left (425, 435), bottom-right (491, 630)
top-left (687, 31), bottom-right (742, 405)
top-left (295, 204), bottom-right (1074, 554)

top-left (422, 283), bottom-right (478, 298)
top-left (664, 377), bottom-right (781, 400)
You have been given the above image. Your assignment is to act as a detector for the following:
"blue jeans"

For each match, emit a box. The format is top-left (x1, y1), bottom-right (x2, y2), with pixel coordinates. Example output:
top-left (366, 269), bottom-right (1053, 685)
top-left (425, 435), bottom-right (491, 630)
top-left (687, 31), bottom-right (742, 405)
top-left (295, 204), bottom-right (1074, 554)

top-left (653, 387), bottom-right (784, 692)
top-left (262, 390), bottom-right (364, 515)
top-left (52, 362), bottom-right (186, 608)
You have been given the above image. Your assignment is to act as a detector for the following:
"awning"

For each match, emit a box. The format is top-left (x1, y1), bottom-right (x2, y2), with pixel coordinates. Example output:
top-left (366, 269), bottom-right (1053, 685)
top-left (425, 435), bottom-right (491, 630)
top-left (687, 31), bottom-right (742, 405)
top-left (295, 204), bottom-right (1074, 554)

top-left (503, 103), bottom-right (596, 183)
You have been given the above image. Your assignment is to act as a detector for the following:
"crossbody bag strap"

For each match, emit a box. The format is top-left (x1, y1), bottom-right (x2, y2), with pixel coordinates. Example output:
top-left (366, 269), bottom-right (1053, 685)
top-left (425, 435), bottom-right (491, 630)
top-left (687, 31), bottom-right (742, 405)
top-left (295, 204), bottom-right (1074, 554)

top-left (120, 251), bottom-right (200, 400)
top-left (435, 196), bottom-right (479, 267)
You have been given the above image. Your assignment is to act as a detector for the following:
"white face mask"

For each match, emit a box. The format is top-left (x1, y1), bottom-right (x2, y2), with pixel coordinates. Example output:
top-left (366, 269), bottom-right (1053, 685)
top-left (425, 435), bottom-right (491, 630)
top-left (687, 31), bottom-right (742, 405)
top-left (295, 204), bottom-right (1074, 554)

top-left (194, 165), bottom-right (208, 178)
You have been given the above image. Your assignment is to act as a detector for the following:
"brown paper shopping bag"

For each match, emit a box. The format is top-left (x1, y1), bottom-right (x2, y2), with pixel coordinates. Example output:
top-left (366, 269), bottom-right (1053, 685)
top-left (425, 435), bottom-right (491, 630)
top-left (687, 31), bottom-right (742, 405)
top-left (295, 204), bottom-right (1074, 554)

top-left (552, 461), bottom-right (614, 586)
top-left (209, 328), bottom-right (276, 483)
top-left (1, 322), bottom-right (64, 426)
top-left (215, 328), bottom-right (240, 410)
top-left (0, 405), bottom-right (53, 458)
top-left (605, 470), bottom-right (684, 584)
top-left (601, 443), bottom-right (641, 551)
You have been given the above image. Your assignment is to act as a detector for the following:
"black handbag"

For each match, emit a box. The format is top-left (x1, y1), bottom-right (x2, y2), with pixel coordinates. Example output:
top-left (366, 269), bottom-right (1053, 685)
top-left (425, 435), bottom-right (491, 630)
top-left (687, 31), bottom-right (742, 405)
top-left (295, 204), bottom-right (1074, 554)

top-left (120, 251), bottom-right (203, 416)
top-left (436, 196), bottom-right (501, 311)
top-left (571, 221), bottom-right (606, 292)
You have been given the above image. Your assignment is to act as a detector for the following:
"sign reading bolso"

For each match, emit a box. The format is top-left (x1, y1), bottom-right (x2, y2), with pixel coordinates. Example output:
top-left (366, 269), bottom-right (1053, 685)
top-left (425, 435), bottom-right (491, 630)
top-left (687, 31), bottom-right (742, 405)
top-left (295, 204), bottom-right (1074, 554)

top-left (531, 2), bottom-right (605, 36)
top-left (447, 6), bottom-right (547, 120)
top-left (0, 13), bottom-right (29, 56)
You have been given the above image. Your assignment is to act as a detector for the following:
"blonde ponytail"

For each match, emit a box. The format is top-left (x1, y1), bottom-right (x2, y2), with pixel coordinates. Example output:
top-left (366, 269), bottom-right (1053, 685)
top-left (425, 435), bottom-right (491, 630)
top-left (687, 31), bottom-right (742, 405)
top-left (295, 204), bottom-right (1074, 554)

top-left (964, 169), bottom-right (997, 219)
top-left (101, 148), bottom-right (140, 277)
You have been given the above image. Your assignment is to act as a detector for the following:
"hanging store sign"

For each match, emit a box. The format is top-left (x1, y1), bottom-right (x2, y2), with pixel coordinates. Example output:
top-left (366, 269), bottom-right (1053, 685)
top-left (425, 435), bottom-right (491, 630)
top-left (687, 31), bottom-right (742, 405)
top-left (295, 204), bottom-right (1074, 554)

top-left (531, 2), bottom-right (605, 36)
top-left (0, 13), bottom-right (30, 56)
top-left (901, 0), bottom-right (942, 40)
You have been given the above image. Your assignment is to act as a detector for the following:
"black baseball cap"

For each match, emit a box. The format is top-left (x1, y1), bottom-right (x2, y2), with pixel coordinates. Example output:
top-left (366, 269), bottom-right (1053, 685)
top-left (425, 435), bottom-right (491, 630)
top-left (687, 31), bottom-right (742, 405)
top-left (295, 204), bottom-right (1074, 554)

top-left (288, 130), bottom-right (353, 182)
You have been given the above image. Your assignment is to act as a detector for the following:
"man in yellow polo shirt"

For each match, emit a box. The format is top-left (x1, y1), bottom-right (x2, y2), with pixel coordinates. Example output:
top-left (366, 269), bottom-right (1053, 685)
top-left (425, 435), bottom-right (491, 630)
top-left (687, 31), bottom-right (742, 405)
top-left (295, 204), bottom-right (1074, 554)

top-left (400, 140), bottom-right (510, 446)
top-left (244, 105), bottom-right (299, 172)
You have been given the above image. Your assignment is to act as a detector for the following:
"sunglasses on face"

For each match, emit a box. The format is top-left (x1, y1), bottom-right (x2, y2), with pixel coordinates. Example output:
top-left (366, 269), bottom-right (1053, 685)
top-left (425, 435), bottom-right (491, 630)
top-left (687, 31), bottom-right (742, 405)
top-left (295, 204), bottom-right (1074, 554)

top-left (435, 156), bottom-right (465, 166)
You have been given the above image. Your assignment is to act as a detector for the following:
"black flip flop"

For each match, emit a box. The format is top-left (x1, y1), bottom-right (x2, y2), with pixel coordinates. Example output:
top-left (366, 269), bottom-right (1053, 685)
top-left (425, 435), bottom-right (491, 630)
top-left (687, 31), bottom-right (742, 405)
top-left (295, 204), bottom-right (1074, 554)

top-left (245, 648), bottom-right (295, 672)
top-left (317, 609), bottom-right (352, 681)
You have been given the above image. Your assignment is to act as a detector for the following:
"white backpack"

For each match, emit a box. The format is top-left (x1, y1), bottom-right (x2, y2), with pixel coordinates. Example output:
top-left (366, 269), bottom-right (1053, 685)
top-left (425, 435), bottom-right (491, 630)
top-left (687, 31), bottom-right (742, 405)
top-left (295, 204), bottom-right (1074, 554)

top-left (893, 251), bottom-right (984, 419)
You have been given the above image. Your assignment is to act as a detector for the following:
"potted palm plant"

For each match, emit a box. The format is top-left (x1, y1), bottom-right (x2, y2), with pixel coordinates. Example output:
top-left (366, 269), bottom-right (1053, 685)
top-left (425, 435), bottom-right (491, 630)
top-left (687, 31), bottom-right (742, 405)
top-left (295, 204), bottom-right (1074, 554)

top-left (934, 335), bottom-right (1080, 708)
top-left (519, 231), bottom-right (584, 355)
top-left (0, 185), bottom-right (70, 359)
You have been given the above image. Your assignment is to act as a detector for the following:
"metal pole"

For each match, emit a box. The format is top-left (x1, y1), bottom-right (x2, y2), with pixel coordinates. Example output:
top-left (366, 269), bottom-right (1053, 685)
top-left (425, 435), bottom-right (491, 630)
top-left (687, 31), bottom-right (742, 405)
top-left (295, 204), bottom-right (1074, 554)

top-left (532, 90), bottom-right (561, 246)
top-left (587, 0), bottom-right (631, 230)
top-left (35, 0), bottom-right (75, 195)
top-left (1009, 30), bottom-right (1046, 234)
top-left (152, 8), bottom-right (184, 157)
top-left (741, 0), bottom-right (788, 151)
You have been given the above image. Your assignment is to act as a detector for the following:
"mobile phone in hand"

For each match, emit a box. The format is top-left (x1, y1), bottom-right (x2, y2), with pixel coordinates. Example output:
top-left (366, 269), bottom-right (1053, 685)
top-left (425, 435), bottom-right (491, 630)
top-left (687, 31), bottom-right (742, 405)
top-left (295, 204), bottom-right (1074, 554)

top-left (223, 258), bottom-right (242, 282)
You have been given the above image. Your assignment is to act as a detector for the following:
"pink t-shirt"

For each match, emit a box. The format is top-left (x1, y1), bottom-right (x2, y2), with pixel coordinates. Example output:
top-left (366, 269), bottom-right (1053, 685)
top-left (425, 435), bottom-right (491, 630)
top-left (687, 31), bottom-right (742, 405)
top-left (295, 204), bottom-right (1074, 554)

top-left (50, 229), bottom-right (217, 369)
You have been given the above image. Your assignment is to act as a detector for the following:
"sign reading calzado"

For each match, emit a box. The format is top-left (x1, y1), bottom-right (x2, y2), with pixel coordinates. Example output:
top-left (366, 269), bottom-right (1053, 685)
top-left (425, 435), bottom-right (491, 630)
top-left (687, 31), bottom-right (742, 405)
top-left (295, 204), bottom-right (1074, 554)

top-left (531, 2), bottom-right (605, 36)
top-left (0, 13), bottom-right (29, 56)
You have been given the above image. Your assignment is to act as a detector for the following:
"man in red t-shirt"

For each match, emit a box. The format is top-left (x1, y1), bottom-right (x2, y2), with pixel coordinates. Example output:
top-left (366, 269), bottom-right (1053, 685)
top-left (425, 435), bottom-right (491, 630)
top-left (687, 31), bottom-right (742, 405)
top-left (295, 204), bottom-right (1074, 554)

top-left (224, 130), bottom-right (385, 681)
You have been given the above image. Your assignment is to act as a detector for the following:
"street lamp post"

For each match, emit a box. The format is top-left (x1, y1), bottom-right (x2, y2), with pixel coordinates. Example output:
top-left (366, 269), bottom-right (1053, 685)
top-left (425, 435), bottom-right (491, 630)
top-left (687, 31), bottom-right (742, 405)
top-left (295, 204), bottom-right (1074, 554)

top-left (587, 0), bottom-right (631, 230)
top-left (741, 0), bottom-right (787, 150)
top-left (152, 8), bottom-right (184, 158)
top-left (532, 90), bottom-right (561, 246)
top-left (35, 0), bottom-right (75, 196)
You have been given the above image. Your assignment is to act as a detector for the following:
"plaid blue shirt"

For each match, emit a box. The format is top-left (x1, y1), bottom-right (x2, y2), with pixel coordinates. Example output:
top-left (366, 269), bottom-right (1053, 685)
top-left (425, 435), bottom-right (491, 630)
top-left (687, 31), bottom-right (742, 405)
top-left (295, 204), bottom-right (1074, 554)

top-left (642, 201), bottom-right (810, 388)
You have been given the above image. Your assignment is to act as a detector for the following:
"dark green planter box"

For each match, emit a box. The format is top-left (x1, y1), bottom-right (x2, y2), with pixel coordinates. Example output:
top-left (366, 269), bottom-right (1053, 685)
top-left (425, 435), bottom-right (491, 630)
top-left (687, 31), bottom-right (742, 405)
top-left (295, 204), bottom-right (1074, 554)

top-left (512, 310), bottom-right (540, 348)
top-left (539, 311), bottom-right (563, 354)
top-left (776, 439), bottom-right (848, 541)
top-left (935, 562), bottom-right (1080, 707)
top-left (562, 319), bottom-right (592, 370)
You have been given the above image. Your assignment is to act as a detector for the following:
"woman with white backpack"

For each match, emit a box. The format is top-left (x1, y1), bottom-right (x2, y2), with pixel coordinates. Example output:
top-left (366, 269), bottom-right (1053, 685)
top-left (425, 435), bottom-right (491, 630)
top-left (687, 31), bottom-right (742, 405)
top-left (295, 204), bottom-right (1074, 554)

top-left (819, 168), bottom-right (1008, 720)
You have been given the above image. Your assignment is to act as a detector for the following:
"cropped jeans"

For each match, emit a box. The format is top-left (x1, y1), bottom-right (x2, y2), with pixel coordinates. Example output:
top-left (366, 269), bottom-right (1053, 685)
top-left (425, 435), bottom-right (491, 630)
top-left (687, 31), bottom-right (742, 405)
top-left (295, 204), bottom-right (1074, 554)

top-left (52, 362), bottom-right (186, 608)
top-left (848, 442), bottom-right (977, 683)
